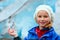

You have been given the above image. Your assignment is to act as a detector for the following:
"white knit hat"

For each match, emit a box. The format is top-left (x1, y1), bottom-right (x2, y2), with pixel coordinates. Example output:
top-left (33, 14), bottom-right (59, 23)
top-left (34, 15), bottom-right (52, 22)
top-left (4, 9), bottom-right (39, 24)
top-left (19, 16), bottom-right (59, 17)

top-left (34, 5), bottom-right (54, 22)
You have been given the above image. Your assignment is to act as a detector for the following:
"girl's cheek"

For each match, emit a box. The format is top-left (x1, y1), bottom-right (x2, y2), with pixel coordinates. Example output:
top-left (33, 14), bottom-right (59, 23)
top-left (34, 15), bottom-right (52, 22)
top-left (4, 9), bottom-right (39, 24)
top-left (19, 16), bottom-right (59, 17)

top-left (44, 18), bottom-right (49, 20)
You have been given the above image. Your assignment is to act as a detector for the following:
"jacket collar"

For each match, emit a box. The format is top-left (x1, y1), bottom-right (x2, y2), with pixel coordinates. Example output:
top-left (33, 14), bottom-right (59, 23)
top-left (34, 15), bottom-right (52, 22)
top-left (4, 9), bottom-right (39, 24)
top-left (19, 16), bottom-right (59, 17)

top-left (28, 26), bottom-right (57, 37)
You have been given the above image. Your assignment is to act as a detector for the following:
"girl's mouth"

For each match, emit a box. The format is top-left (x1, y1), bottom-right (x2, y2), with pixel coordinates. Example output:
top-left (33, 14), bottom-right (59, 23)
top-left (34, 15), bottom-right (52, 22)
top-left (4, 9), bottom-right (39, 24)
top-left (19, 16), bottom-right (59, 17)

top-left (40, 22), bottom-right (46, 24)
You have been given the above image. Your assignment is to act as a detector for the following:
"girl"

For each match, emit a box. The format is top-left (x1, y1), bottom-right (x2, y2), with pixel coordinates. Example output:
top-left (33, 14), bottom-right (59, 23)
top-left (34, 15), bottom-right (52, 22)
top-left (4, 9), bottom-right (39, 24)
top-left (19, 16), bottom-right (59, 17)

top-left (8, 5), bottom-right (60, 40)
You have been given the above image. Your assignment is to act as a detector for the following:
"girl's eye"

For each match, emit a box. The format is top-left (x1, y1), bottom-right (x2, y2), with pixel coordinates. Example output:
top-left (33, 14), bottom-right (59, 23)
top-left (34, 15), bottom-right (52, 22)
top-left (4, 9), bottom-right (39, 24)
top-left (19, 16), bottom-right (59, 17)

top-left (44, 16), bottom-right (48, 18)
top-left (38, 16), bottom-right (41, 18)
top-left (37, 15), bottom-right (48, 18)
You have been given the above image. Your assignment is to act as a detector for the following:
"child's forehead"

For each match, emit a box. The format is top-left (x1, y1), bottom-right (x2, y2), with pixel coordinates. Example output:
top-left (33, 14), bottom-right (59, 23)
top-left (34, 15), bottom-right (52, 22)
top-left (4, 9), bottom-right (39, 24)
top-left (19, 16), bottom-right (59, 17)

top-left (37, 10), bottom-right (48, 15)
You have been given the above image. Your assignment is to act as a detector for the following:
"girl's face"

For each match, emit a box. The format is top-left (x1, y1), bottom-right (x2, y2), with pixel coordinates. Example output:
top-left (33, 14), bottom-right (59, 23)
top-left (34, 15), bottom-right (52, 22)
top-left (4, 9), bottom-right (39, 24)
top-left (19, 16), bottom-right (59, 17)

top-left (36, 10), bottom-right (51, 27)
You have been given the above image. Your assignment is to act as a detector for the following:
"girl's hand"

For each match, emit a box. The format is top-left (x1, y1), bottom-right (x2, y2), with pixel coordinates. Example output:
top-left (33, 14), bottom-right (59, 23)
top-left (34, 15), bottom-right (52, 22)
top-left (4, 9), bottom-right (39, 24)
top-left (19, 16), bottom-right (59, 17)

top-left (8, 28), bottom-right (18, 37)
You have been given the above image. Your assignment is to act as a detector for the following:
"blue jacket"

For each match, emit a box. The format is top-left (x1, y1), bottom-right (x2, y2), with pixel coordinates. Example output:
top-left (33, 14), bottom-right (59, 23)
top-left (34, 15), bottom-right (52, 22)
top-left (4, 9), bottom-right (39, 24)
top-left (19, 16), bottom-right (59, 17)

top-left (25, 27), bottom-right (60, 40)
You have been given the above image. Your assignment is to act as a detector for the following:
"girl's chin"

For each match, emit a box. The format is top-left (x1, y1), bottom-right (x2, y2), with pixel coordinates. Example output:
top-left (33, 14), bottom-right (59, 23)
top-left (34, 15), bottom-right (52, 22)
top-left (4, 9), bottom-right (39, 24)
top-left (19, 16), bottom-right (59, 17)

top-left (40, 25), bottom-right (45, 27)
top-left (39, 24), bottom-right (46, 27)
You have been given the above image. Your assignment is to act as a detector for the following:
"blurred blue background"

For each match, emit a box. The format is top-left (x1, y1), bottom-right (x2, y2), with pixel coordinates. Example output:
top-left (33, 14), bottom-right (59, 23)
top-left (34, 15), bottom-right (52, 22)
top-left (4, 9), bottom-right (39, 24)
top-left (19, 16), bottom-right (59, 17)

top-left (0, 0), bottom-right (59, 39)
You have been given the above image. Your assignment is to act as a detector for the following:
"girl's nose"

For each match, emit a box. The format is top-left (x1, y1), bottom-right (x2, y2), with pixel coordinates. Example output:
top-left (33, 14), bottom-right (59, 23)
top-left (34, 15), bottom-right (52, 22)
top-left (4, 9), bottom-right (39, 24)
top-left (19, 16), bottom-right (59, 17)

top-left (41, 17), bottom-right (44, 21)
